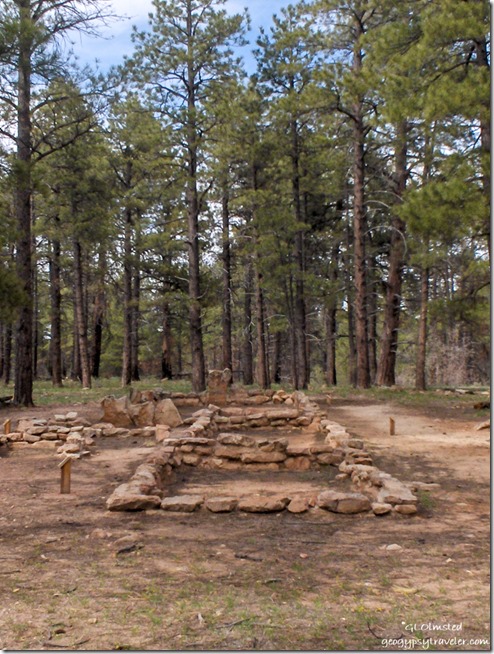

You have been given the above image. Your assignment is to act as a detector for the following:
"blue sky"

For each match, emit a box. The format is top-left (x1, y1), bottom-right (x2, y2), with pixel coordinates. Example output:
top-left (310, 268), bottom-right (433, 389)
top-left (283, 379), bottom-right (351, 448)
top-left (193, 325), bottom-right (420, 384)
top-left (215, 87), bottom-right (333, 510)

top-left (71, 0), bottom-right (292, 72)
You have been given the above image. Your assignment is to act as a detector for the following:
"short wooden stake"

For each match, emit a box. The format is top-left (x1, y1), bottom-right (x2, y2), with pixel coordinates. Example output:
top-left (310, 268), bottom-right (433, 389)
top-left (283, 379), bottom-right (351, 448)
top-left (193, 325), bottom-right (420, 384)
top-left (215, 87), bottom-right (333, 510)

top-left (3, 419), bottom-right (11, 435)
top-left (59, 457), bottom-right (72, 494)
top-left (389, 417), bottom-right (395, 436)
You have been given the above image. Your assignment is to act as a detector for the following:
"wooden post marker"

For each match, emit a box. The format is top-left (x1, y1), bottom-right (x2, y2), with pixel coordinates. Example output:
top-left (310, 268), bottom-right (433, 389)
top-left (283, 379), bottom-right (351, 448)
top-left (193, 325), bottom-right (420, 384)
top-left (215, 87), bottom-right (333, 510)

top-left (3, 419), bottom-right (11, 435)
top-left (389, 417), bottom-right (396, 436)
top-left (59, 456), bottom-right (72, 494)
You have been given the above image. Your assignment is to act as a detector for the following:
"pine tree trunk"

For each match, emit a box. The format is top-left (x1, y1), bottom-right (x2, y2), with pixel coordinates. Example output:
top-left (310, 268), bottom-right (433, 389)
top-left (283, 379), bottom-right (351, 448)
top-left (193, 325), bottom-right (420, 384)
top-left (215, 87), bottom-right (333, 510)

top-left (49, 234), bottom-right (63, 386)
top-left (290, 118), bottom-right (308, 389)
top-left (3, 325), bottom-right (12, 385)
top-left (351, 17), bottom-right (370, 389)
top-left (376, 122), bottom-right (408, 386)
top-left (221, 182), bottom-right (233, 373)
top-left (122, 205), bottom-right (133, 387)
top-left (255, 265), bottom-right (269, 389)
top-left (186, 2), bottom-right (206, 392)
top-left (325, 307), bottom-right (337, 386)
top-left (161, 301), bottom-right (173, 379)
top-left (32, 241), bottom-right (39, 380)
top-left (272, 331), bottom-right (282, 384)
top-left (242, 261), bottom-right (254, 385)
top-left (0, 326), bottom-right (4, 380)
top-left (415, 266), bottom-right (429, 390)
top-left (91, 249), bottom-right (106, 379)
top-left (131, 267), bottom-right (140, 381)
top-left (71, 315), bottom-right (80, 381)
top-left (475, 36), bottom-right (490, 262)
top-left (13, 0), bottom-right (34, 405)
top-left (73, 239), bottom-right (91, 389)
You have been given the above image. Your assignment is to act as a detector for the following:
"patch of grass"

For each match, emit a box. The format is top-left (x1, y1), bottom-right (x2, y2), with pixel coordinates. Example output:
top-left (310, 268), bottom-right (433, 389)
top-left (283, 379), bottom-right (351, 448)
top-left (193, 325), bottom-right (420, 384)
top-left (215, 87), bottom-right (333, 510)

top-left (417, 489), bottom-right (436, 510)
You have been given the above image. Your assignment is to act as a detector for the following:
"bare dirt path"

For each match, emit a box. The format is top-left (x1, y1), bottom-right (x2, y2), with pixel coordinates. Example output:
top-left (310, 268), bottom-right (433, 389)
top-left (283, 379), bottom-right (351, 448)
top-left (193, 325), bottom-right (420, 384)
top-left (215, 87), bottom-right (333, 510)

top-left (0, 397), bottom-right (490, 651)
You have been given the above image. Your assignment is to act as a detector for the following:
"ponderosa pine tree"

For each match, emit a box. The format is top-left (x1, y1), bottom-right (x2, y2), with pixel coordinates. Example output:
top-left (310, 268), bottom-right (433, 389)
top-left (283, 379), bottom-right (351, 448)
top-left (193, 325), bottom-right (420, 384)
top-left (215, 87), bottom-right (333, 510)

top-left (127, 0), bottom-right (248, 392)
top-left (0, 0), bottom-right (113, 404)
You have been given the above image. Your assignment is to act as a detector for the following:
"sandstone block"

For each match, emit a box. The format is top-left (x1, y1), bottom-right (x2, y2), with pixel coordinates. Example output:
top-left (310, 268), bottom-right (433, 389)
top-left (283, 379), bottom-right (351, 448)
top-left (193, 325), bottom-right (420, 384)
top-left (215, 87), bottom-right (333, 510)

top-left (394, 504), bottom-right (418, 515)
top-left (377, 480), bottom-right (417, 505)
top-left (238, 496), bottom-right (289, 513)
top-left (284, 456), bottom-right (311, 471)
top-left (31, 440), bottom-right (60, 449)
top-left (318, 490), bottom-right (371, 514)
top-left (205, 497), bottom-right (238, 513)
top-left (23, 434), bottom-right (41, 443)
top-left (241, 451), bottom-right (286, 464)
top-left (287, 497), bottom-right (310, 513)
top-left (154, 399), bottom-right (183, 428)
top-left (107, 492), bottom-right (162, 511)
top-left (182, 453), bottom-right (202, 466)
top-left (217, 433), bottom-right (256, 447)
top-left (101, 395), bottom-right (131, 427)
top-left (214, 445), bottom-right (249, 460)
top-left (258, 438), bottom-right (287, 453)
top-left (372, 502), bottom-right (393, 516)
top-left (129, 401), bottom-right (156, 427)
top-left (161, 495), bottom-right (204, 512)
top-left (264, 408), bottom-right (299, 420)
top-left (286, 444), bottom-right (311, 456)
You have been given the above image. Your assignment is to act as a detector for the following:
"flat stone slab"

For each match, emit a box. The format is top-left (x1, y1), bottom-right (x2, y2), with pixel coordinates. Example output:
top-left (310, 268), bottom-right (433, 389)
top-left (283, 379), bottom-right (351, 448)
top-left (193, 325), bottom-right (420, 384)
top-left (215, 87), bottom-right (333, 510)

top-left (161, 495), bottom-right (204, 512)
top-left (238, 496), bottom-right (290, 513)
top-left (318, 490), bottom-right (371, 514)
top-left (217, 433), bottom-right (256, 447)
top-left (287, 497), bottom-right (310, 514)
top-left (372, 502), bottom-right (393, 515)
top-left (205, 497), bottom-right (238, 513)
top-left (107, 493), bottom-right (162, 512)
top-left (241, 451), bottom-right (287, 464)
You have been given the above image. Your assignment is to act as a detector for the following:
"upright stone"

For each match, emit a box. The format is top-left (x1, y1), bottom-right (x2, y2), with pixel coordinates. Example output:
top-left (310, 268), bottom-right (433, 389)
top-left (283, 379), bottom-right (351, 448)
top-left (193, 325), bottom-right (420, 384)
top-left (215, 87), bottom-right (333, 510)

top-left (207, 369), bottom-right (232, 406)
top-left (101, 396), bottom-right (132, 427)
top-left (154, 399), bottom-right (183, 428)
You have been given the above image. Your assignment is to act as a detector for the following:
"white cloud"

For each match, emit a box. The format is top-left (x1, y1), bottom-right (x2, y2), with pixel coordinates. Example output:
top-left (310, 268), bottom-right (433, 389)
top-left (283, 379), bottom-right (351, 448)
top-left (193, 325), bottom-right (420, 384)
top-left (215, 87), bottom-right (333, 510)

top-left (71, 0), bottom-right (289, 70)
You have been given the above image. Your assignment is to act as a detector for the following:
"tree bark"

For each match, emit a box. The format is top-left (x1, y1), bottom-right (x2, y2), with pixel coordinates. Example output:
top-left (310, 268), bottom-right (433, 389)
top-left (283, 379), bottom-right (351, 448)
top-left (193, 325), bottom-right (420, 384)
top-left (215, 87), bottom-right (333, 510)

top-left (186, 1), bottom-right (206, 392)
top-left (91, 248), bottom-right (106, 379)
top-left (3, 325), bottom-right (13, 385)
top-left (415, 266), bottom-right (429, 390)
top-left (49, 231), bottom-right (63, 386)
top-left (161, 300), bottom-right (173, 379)
top-left (242, 261), bottom-right (254, 385)
top-left (13, 0), bottom-right (34, 405)
top-left (121, 202), bottom-right (133, 387)
top-left (131, 265), bottom-right (140, 381)
top-left (351, 14), bottom-right (370, 389)
top-left (254, 265), bottom-right (269, 389)
top-left (376, 122), bottom-right (408, 386)
top-left (73, 239), bottom-right (91, 389)
top-left (271, 331), bottom-right (282, 384)
top-left (221, 180), bottom-right (233, 373)
top-left (290, 117), bottom-right (308, 389)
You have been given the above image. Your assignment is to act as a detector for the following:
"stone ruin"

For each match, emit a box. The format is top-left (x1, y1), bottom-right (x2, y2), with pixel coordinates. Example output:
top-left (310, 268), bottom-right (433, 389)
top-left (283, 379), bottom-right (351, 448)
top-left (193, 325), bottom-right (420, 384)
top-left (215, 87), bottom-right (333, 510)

top-left (1, 370), bottom-right (436, 517)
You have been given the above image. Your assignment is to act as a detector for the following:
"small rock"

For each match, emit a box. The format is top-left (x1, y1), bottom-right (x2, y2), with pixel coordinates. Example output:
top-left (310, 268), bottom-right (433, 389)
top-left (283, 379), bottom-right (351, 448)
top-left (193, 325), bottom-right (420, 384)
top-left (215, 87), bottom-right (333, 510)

top-left (238, 496), bottom-right (290, 513)
top-left (205, 497), bottom-right (238, 513)
top-left (287, 497), bottom-right (310, 514)
top-left (395, 504), bottom-right (418, 515)
top-left (372, 502), bottom-right (393, 516)
top-left (385, 543), bottom-right (403, 551)
top-left (161, 495), bottom-right (204, 512)
top-left (318, 490), bottom-right (371, 514)
top-left (23, 434), bottom-right (41, 443)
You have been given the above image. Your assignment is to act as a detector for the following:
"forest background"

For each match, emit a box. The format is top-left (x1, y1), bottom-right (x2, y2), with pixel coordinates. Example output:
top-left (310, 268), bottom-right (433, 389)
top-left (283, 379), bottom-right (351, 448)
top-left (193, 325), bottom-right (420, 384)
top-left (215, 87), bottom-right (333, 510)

top-left (0, 0), bottom-right (490, 406)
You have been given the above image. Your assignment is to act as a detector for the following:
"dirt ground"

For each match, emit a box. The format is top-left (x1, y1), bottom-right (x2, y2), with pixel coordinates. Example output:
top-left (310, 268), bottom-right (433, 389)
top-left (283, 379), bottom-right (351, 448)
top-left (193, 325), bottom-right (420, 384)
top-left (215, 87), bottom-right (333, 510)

top-left (0, 395), bottom-right (490, 651)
